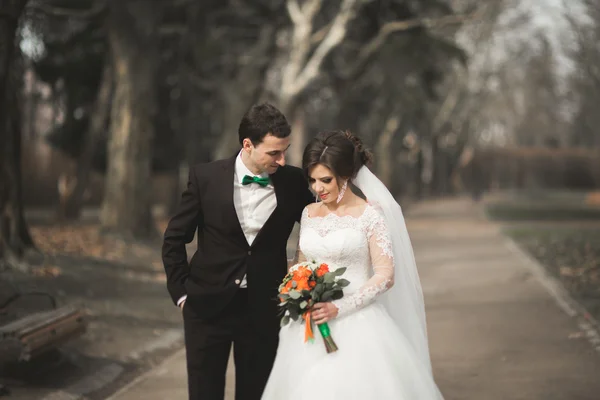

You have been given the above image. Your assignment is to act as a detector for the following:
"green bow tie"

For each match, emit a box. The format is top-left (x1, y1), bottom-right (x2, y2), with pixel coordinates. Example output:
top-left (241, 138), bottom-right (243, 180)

top-left (242, 175), bottom-right (270, 187)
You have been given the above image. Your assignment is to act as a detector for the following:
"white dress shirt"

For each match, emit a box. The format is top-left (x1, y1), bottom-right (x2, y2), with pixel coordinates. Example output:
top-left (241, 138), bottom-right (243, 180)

top-left (178, 152), bottom-right (277, 306)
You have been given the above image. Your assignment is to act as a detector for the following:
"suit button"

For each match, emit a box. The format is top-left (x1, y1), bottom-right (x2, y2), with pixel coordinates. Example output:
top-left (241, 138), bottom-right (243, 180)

top-left (235, 279), bottom-right (241, 284)
top-left (247, 250), bottom-right (252, 255)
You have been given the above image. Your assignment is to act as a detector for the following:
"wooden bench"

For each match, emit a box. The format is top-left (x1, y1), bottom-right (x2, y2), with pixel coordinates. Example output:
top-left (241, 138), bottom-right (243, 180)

top-left (0, 304), bottom-right (87, 364)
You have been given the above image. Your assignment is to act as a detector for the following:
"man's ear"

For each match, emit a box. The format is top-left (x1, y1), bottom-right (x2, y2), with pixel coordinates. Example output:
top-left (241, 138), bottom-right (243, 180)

top-left (242, 138), bottom-right (253, 151)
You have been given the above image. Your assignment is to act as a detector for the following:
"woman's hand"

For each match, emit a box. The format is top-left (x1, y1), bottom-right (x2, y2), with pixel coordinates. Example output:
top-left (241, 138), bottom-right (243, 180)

top-left (311, 302), bottom-right (339, 324)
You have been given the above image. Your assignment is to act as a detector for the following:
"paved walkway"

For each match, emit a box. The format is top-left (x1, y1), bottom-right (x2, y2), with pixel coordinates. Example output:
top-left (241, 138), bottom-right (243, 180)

top-left (107, 198), bottom-right (600, 400)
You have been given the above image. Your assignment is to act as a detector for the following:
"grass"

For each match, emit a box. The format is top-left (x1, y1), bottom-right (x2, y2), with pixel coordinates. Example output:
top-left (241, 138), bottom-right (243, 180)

top-left (488, 189), bottom-right (600, 321)
top-left (487, 204), bottom-right (600, 221)
top-left (504, 225), bottom-right (600, 320)
top-left (485, 189), bottom-right (600, 221)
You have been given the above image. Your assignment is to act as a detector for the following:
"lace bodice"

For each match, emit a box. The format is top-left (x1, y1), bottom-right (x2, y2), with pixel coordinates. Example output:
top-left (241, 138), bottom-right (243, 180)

top-left (299, 203), bottom-right (395, 318)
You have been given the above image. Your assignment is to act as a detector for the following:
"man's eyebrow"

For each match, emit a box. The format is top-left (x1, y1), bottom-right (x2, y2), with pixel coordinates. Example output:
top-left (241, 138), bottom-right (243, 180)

top-left (268, 145), bottom-right (291, 153)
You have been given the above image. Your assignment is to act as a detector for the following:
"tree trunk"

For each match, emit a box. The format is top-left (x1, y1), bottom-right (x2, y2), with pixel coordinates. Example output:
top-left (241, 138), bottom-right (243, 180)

top-left (287, 106), bottom-right (306, 167)
top-left (430, 138), bottom-right (448, 196)
top-left (375, 116), bottom-right (400, 188)
top-left (59, 57), bottom-right (113, 220)
top-left (213, 25), bottom-right (277, 160)
top-left (0, 0), bottom-right (37, 270)
top-left (0, 0), bottom-right (27, 139)
top-left (100, 1), bottom-right (161, 240)
top-left (214, 92), bottom-right (254, 160)
top-left (414, 149), bottom-right (424, 200)
top-left (420, 138), bottom-right (434, 198)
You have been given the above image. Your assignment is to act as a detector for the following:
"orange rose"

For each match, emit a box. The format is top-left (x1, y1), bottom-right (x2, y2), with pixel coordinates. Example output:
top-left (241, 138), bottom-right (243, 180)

top-left (309, 281), bottom-right (316, 288)
top-left (295, 277), bottom-right (311, 291)
top-left (293, 269), bottom-right (311, 282)
top-left (316, 263), bottom-right (329, 277)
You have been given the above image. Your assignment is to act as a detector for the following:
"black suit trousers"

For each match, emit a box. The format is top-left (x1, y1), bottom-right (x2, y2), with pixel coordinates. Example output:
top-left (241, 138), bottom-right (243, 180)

top-left (183, 289), bottom-right (279, 400)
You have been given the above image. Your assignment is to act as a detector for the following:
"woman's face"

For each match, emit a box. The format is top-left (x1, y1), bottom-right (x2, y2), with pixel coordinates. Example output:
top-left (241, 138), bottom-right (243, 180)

top-left (309, 164), bottom-right (343, 204)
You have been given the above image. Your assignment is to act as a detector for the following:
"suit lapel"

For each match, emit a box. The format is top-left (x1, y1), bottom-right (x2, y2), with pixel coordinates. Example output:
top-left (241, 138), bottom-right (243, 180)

top-left (221, 154), bottom-right (249, 247)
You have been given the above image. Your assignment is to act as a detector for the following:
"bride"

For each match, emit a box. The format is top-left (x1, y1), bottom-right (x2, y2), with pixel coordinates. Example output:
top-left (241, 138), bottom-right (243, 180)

top-left (261, 130), bottom-right (444, 399)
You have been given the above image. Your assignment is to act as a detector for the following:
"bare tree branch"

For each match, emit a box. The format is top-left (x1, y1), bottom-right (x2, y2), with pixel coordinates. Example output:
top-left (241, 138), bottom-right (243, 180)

top-left (282, 0), bottom-right (361, 101)
top-left (286, 0), bottom-right (303, 25)
top-left (286, 0), bottom-right (321, 25)
top-left (311, 22), bottom-right (331, 44)
top-left (342, 11), bottom-right (481, 80)
top-left (280, 0), bottom-right (323, 103)
top-left (159, 24), bottom-right (188, 36)
top-left (563, 0), bottom-right (600, 90)
top-left (186, 68), bottom-right (218, 91)
top-left (292, 0), bottom-right (361, 95)
top-left (32, 1), bottom-right (107, 18)
top-left (432, 71), bottom-right (465, 134)
top-left (301, 0), bottom-right (322, 21)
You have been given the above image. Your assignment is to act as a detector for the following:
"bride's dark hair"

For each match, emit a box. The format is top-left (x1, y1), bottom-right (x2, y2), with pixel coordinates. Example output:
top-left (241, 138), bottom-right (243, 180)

top-left (302, 130), bottom-right (373, 182)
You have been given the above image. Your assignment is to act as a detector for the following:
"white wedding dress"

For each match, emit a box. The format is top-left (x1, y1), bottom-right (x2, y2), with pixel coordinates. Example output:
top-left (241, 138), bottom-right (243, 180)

top-left (262, 203), bottom-right (443, 400)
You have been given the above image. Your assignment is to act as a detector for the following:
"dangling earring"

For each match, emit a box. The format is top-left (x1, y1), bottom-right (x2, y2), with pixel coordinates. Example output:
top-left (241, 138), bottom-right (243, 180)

top-left (336, 180), bottom-right (348, 204)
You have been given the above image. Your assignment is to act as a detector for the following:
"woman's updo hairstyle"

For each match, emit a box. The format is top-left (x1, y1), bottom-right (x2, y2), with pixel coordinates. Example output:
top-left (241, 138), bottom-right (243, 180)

top-left (302, 130), bottom-right (373, 183)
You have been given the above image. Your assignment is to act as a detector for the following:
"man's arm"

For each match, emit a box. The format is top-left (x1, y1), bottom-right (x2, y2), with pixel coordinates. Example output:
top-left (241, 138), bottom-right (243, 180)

top-left (162, 166), bottom-right (203, 306)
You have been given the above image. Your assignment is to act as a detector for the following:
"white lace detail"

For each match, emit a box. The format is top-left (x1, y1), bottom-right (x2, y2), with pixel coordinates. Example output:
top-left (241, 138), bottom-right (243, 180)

top-left (299, 204), bottom-right (395, 318)
top-left (366, 211), bottom-right (394, 259)
top-left (334, 278), bottom-right (391, 315)
top-left (301, 209), bottom-right (368, 237)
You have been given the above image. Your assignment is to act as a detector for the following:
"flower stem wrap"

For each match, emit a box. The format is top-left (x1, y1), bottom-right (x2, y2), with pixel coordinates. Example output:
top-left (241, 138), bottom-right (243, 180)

top-left (278, 261), bottom-right (348, 354)
top-left (304, 311), bottom-right (314, 343)
top-left (317, 322), bottom-right (338, 353)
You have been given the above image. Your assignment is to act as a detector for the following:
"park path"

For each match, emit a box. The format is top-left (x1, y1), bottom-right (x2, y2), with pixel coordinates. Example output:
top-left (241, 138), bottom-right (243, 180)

top-left (108, 197), bottom-right (600, 400)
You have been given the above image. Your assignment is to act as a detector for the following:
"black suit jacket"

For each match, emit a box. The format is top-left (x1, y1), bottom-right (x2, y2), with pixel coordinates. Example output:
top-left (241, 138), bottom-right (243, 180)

top-left (162, 154), bottom-right (313, 330)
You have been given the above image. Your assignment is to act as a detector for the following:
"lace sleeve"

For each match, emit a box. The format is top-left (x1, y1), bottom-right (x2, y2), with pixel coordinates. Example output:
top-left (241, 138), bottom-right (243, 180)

top-left (332, 208), bottom-right (395, 317)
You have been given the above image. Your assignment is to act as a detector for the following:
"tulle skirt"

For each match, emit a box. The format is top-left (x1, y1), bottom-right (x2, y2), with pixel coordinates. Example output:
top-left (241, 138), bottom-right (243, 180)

top-left (262, 302), bottom-right (444, 400)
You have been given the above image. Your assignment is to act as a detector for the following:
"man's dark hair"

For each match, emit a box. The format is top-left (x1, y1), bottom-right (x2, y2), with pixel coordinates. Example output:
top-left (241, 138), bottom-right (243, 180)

top-left (238, 103), bottom-right (291, 145)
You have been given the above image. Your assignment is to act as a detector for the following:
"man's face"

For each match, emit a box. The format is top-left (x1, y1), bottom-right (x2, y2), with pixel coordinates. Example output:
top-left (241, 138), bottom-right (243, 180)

top-left (243, 133), bottom-right (290, 175)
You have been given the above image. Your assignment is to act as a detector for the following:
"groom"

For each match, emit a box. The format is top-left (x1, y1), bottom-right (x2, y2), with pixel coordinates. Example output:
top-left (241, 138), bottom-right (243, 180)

top-left (162, 103), bottom-right (313, 400)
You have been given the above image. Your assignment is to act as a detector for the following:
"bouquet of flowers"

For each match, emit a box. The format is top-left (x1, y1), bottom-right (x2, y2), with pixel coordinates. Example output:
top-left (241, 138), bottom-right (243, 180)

top-left (278, 260), bottom-right (349, 353)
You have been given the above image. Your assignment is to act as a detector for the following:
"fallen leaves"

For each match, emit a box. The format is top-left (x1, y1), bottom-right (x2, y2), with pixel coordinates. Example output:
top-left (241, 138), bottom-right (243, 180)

top-left (509, 225), bottom-right (600, 321)
top-left (30, 224), bottom-right (154, 262)
top-left (31, 266), bottom-right (62, 278)
top-left (585, 191), bottom-right (600, 206)
top-left (28, 217), bottom-right (174, 275)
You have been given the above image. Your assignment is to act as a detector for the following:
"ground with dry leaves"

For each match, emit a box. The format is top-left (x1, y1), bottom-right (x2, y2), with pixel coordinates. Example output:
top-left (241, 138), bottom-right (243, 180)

top-left (486, 190), bottom-right (600, 323)
top-left (0, 216), bottom-right (187, 399)
top-left (505, 224), bottom-right (600, 320)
